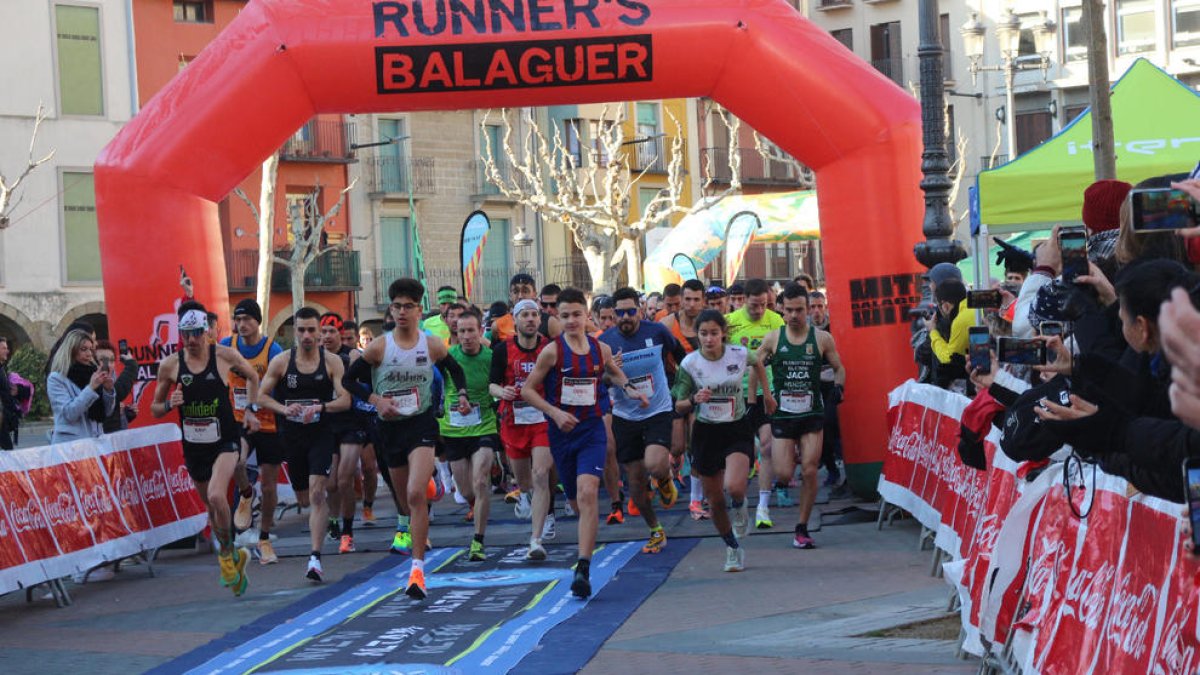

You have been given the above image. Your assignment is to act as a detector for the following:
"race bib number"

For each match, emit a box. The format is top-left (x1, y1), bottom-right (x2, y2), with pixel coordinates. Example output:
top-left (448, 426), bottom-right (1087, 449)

top-left (449, 404), bottom-right (482, 428)
top-left (285, 399), bottom-right (321, 424)
top-left (183, 417), bottom-right (220, 444)
top-left (627, 374), bottom-right (654, 399)
top-left (232, 386), bottom-right (250, 410)
top-left (560, 377), bottom-right (597, 407)
top-left (699, 397), bottom-right (735, 423)
top-left (780, 391), bottom-right (813, 414)
top-left (385, 388), bottom-right (419, 416)
top-left (512, 401), bottom-right (545, 425)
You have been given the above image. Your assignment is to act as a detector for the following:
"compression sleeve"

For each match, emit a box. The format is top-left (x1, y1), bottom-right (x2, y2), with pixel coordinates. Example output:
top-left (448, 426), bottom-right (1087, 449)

top-left (489, 341), bottom-right (508, 385)
top-left (438, 355), bottom-right (468, 392)
top-left (343, 355), bottom-right (374, 401)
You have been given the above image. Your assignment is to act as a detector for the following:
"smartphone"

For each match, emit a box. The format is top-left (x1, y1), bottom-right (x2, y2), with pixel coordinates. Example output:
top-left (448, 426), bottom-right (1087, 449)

top-left (997, 336), bottom-right (1047, 366)
top-left (1039, 321), bottom-right (1064, 338)
top-left (118, 339), bottom-right (129, 356)
top-left (967, 289), bottom-right (1003, 310)
top-left (1131, 188), bottom-right (1197, 232)
top-left (968, 327), bottom-right (991, 374)
top-left (1185, 458), bottom-right (1200, 550)
top-left (1059, 228), bottom-right (1088, 284)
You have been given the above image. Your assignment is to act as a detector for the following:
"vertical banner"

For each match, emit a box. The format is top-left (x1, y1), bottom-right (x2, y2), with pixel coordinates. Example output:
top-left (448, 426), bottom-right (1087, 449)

top-left (723, 211), bottom-right (760, 288)
top-left (459, 211), bottom-right (492, 302)
top-left (670, 253), bottom-right (699, 281)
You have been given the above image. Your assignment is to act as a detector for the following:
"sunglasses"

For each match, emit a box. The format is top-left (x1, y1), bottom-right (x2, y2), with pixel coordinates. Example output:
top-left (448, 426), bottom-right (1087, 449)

top-left (180, 328), bottom-right (206, 338)
top-left (614, 307), bottom-right (638, 318)
top-left (540, 301), bottom-right (556, 308)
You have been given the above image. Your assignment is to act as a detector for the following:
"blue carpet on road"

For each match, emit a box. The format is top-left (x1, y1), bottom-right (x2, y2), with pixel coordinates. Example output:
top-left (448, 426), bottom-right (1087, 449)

top-left (153, 538), bottom-right (697, 674)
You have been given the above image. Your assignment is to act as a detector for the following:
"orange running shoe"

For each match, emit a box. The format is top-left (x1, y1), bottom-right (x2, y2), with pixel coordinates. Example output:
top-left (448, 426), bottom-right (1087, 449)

top-left (626, 498), bottom-right (641, 517)
top-left (405, 567), bottom-right (427, 600)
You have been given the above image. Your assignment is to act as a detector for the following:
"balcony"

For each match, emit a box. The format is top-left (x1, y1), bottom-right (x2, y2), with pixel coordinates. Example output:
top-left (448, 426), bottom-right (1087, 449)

top-left (871, 57), bottom-right (904, 86)
top-left (628, 136), bottom-right (682, 174)
top-left (472, 160), bottom-right (529, 200)
top-left (701, 147), bottom-right (811, 186)
top-left (549, 256), bottom-right (594, 291)
top-left (365, 155), bottom-right (436, 196)
top-left (280, 119), bottom-right (357, 163)
top-left (980, 154), bottom-right (1009, 170)
top-left (226, 249), bottom-right (361, 293)
top-left (816, 0), bottom-right (851, 9)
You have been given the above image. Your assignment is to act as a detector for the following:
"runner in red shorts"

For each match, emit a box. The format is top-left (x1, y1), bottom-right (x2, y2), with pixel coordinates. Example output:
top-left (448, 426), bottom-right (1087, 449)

top-left (489, 299), bottom-right (554, 561)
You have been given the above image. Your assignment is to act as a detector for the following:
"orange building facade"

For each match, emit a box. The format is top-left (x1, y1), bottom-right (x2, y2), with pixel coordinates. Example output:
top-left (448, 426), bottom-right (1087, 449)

top-left (132, 0), bottom-right (358, 339)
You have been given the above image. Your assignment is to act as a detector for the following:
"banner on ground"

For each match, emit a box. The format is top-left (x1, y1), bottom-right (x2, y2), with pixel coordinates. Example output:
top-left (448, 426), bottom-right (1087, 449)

top-left (881, 381), bottom-right (1200, 673)
top-left (0, 424), bottom-right (207, 593)
top-left (723, 211), bottom-right (760, 288)
top-left (460, 211), bottom-right (491, 301)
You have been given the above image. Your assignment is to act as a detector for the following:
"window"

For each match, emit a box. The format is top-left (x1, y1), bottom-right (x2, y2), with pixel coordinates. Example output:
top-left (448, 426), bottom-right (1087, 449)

top-left (378, 118), bottom-right (407, 192)
top-left (869, 21), bottom-right (903, 85)
top-left (1015, 110), bottom-right (1053, 155)
top-left (1016, 13), bottom-right (1041, 59)
top-left (1064, 103), bottom-right (1089, 125)
top-left (562, 118), bottom-right (583, 167)
top-left (173, 1), bottom-right (212, 23)
top-left (1174, 0), bottom-right (1200, 47)
top-left (635, 103), bottom-right (660, 170)
top-left (1117, 0), bottom-right (1156, 55)
top-left (939, 14), bottom-right (952, 75)
top-left (55, 4), bottom-right (104, 116)
top-left (831, 28), bottom-right (853, 51)
top-left (379, 216), bottom-right (413, 277)
top-left (284, 190), bottom-right (320, 246)
top-left (767, 243), bottom-right (791, 280)
top-left (1062, 7), bottom-right (1087, 62)
top-left (62, 171), bottom-right (102, 283)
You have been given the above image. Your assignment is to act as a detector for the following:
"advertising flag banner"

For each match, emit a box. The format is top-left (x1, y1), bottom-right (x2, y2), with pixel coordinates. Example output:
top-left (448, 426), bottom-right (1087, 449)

top-left (460, 211), bottom-right (492, 301)
top-left (724, 211), bottom-right (760, 288)
top-left (671, 253), bottom-right (699, 281)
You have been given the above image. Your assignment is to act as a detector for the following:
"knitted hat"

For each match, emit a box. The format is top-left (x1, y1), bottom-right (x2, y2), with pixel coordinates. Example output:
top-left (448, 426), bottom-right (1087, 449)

top-left (232, 298), bottom-right (262, 324)
top-left (1081, 179), bottom-right (1132, 233)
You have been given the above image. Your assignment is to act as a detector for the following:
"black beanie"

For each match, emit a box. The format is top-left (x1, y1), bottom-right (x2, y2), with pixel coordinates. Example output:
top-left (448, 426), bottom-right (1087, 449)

top-left (233, 298), bottom-right (263, 324)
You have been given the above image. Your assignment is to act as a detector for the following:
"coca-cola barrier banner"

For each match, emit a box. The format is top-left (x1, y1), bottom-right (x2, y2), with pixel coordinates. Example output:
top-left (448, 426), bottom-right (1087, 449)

top-left (881, 381), bottom-right (1200, 673)
top-left (0, 424), bottom-right (207, 593)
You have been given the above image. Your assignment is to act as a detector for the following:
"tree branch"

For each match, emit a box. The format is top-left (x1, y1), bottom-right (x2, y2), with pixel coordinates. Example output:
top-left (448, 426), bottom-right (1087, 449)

top-left (0, 103), bottom-right (56, 228)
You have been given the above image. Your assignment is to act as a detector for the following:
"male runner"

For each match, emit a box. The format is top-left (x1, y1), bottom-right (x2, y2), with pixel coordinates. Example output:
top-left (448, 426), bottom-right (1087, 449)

top-left (661, 279), bottom-right (706, 518)
top-left (540, 284), bottom-right (561, 318)
top-left (258, 307), bottom-right (352, 582)
top-left (725, 278), bottom-right (786, 529)
top-left (440, 308), bottom-right (499, 561)
top-left (493, 274), bottom-right (562, 342)
top-left (522, 287), bottom-right (647, 599)
top-left (152, 304), bottom-right (261, 595)
top-left (809, 290), bottom-right (845, 491)
top-left (421, 287), bottom-right (459, 341)
top-left (490, 299), bottom-right (554, 560)
top-left (599, 287), bottom-right (686, 553)
top-left (728, 283), bottom-right (746, 312)
top-left (320, 312), bottom-right (367, 553)
top-left (342, 278), bottom-right (472, 600)
top-left (707, 286), bottom-right (730, 314)
top-left (219, 299), bottom-right (285, 564)
top-left (654, 284), bottom-right (682, 321)
top-left (756, 283), bottom-right (845, 549)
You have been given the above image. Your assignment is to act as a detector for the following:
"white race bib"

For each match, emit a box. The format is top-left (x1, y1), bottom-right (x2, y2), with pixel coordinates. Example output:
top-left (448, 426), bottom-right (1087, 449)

top-left (560, 377), bottom-right (597, 407)
top-left (627, 374), bottom-right (654, 399)
top-left (449, 403), bottom-right (482, 428)
top-left (699, 397), bottom-right (735, 423)
top-left (285, 398), bottom-right (321, 424)
top-left (513, 401), bottom-right (545, 425)
top-left (780, 391), bottom-right (813, 414)
top-left (386, 388), bottom-right (419, 416)
top-left (232, 386), bottom-right (250, 410)
top-left (183, 417), bottom-right (220, 444)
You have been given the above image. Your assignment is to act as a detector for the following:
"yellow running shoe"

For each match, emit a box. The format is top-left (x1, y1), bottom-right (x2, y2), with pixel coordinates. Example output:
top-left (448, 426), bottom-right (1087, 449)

top-left (641, 528), bottom-right (667, 554)
top-left (258, 540), bottom-right (278, 565)
top-left (655, 476), bottom-right (679, 509)
top-left (504, 489), bottom-right (521, 504)
top-left (219, 547), bottom-right (249, 596)
top-left (391, 530), bottom-right (412, 555)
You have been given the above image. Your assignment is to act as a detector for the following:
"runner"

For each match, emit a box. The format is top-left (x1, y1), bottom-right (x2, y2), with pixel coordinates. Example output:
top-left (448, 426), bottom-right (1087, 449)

top-left (219, 299), bottom-right (285, 564)
top-left (660, 279), bottom-right (706, 517)
top-left (258, 307), bottom-right (352, 582)
top-left (151, 303), bottom-right (262, 596)
top-left (491, 274), bottom-right (561, 341)
top-left (489, 299), bottom-right (555, 560)
top-left (599, 287), bottom-right (687, 554)
top-left (439, 308), bottom-right (499, 562)
top-left (319, 312), bottom-right (367, 554)
top-left (672, 309), bottom-right (771, 571)
top-left (725, 278), bottom-right (786, 529)
top-left (521, 287), bottom-right (648, 599)
top-left (342, 278), bottom-right (472, 600)
top-left (755, 283), bottom-right (845, 549)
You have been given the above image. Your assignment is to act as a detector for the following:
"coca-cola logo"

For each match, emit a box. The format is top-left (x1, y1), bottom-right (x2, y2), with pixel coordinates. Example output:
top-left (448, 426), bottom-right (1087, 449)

top-left (1027, 536), bottom-right (1068, 598)
top-left (115, 476), bottom-right (142, 508)
top-left (1062, 561), bottom-right (1116, 630)
top-left (78, 483), bottom-right (115, 520)
top-left (10, 498), bottom-right (47, 533)
top-left (971, 514), bottom-right (1002, 557)
top-left (1104, 577), bottom-right (1158, 659)
top-left (42, 492), bottom-right (80, 527)
top-left (167, 465), bottom-right (192, 495)
top-left (1152, 598), bottom-right (1196, 674)
top-left (139, 470), bottom-right (168, 502)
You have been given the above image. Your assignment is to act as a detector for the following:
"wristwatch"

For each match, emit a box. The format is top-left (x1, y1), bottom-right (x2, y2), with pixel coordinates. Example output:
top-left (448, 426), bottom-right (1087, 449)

top-left (246, 403), bottom-right (261, 413)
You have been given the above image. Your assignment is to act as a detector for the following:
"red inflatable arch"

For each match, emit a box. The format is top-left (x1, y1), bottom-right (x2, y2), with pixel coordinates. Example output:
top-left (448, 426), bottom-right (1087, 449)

top-left (96, 0), bottom-right (925, 493)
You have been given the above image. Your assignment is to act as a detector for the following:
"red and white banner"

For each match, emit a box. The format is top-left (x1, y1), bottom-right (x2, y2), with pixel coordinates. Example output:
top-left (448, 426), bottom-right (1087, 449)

top-left (0, 424), bottom-right (207, 593)
top-left (882, 381), bottom-right (1200, 673)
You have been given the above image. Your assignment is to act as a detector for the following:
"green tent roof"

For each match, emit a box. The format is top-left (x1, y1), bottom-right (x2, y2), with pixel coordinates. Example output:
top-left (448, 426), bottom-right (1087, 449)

top-left (977, 59), bottom-right (1200, 229)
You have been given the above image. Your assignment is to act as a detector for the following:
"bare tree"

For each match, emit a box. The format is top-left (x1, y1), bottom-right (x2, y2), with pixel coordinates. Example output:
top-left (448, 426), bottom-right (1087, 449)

top-left (751, 133), bottom-right (816, 190)
top-left (233, 152), bottom-right (280, 318)
top-left (0, 104), bottom-right (55, 229)
top-left (480, 104), bottom-right (744, 292)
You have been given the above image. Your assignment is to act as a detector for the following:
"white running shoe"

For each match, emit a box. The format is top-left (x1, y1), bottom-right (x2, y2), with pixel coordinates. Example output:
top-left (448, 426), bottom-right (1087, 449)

top-left (542, 514), bottom-right (557, 540)
top-left (306, 555), bottom-right (324, 583)
top-left (563, 501), bottom-right (577, 518)
top-left (755, 503), bottom-right (773, 529)
top-left (732, 501), bottom-right (751, 539)
top-left (526, 537), bottom-right (547, 561)
top-left (514, 493), bottom-right (532, 520)
top-left (724, 545), bottom-right (745, 572)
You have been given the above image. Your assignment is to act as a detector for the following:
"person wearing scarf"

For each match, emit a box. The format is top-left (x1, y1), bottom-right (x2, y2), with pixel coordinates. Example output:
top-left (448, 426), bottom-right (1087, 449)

top-left (47, 329), bottom-right (116, 444)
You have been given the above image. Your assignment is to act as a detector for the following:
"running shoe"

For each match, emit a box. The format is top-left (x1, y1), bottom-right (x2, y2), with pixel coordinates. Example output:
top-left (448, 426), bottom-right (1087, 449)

top-left (755, 504), bottom-right (773, 529)
top-left (453, 487), bottom-right (469, 505)
top-left (793, 527), bottom-right (815, 550)
top-left (749, 458), bottom-right (758, 480)
top-left (505, 488), bottom-right (522, 504)
top-left (571, 567), bottom-right (591, 599)
top-left (219, 547), bottom-right (249, 596)
top-left (469, 539), bottom-right (486, 562)
top-left (234, 494), bottom-right (254, 531)
top-left (526, 538), bottom-right (547, 561)
top-left (328, 517), bottom-right (341, 540)
top-left (465, 507), bottom-right (474, 523)
top-left (391, 530), bottom-right (413, 555)
top-left (655, 476), bottom-right (679, 509)
top-left (773, 486), bottom-right (796, 508)
top-left (823, 468), bottom-right (842, 488)
top-left (606, 507), bottom-right (625, 525)
top-left (405, 568), bottom-right (427, 600)
top-left (689, 500), bottom-right (711, 520)
top-left (732, 502), bottom-right (750, 539)
top-left (514, 493), bottom-right (532, 520)
top-left (642, 528), bottom-right (667, 554)
top-left (362, 506), bottom-right (376, 525)
top-left (564, 501), bottom-right (577, 518)
top-left (339, 534), bottom-right (355, 554)
top-left (626, 498), bottom-right (641, 517)
top-left (542, 514), bottom-right (556, 540)
top-left (257, 540), bottom-right (278, 565)
top-left (555, 483), bottom-right (565, 495)
top-left (724, 545), bottom-right (745, 573)
top-left (306, 555), bottom-right (324, 583)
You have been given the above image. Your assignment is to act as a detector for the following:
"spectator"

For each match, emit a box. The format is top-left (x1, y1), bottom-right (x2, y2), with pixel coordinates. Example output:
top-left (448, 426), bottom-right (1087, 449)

top-left (1081, 178), bottom-right (1132, 279)
top-left (1115, 175), bottom-right (1190, 269)
top-left (995, 237), bottom-right (1034, 285)
top-left (0, 337), bottom-right (30, 449)
top-left (94, 340), bottom-right (138, 433)
top-left (47, 329), bottom-right (115, 444)
top-left (1161, 286), bottom-right (1200, 429)
top-left (928, 277), bottom-right (970, 391)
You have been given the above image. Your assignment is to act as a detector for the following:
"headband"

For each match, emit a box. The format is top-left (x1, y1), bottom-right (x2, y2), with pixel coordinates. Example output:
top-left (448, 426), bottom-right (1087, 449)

top-left (179, 309), bottom-right (208, 332)
top-left (512, 299), bottom-right (539, 316)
